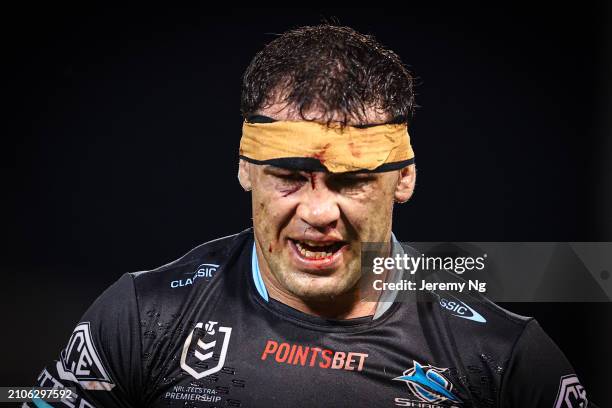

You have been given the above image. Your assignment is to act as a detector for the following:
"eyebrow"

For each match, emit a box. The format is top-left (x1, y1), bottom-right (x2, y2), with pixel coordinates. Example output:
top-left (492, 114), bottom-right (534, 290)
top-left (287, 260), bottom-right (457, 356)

top-left (262, 166), bottom-right (297, 174)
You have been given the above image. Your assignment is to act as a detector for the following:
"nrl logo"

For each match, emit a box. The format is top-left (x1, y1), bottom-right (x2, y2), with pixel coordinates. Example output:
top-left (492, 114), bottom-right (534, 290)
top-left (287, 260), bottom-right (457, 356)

top-left (180, 321), bottom-right (232, 379)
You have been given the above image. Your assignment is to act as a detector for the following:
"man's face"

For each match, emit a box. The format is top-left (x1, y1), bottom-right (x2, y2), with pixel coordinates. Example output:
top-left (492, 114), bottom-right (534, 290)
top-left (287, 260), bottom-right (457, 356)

top-left (239, 107), bottom-right (415, 302)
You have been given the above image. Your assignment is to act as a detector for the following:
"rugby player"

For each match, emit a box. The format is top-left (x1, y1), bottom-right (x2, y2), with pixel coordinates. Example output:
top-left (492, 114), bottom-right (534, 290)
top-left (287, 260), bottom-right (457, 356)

top-left (27, 25), bottom-right (594, 408)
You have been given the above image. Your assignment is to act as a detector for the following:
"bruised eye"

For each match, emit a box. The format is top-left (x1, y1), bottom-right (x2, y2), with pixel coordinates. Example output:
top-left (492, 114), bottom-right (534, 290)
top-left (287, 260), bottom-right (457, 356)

top-left (263, 167), bottom-right (308, 191)
top-left (275, 173), bottom-right (307, 182)
top-left (268, 171), bottom-right (308, 186)
top-left (268, 171), bottom-right (308, 196)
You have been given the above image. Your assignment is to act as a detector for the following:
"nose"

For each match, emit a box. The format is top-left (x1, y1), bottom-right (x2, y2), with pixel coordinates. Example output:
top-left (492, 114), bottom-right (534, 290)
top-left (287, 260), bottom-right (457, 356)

top-left (296, 177), bottom-right (341, 230)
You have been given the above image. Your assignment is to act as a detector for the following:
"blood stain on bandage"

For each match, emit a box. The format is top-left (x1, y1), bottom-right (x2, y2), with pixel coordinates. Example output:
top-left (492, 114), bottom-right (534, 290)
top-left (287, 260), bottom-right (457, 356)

top-left (312, 143), bottom-right (331, 164)
top-left (268, 243), bottom-right (273, 253)
top-left (348, 142), bottom-right (361, 158)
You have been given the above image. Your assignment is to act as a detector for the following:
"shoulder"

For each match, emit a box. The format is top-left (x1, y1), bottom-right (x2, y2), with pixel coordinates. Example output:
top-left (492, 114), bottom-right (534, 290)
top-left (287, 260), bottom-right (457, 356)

top-left (432, 277), bottom-right (533, 341)
top-left (443, 289), bottom-right (533, 330)
top-left (128, 228), bottom-right (253, 301)
top-left (394, 241), bottom-right (534, 345)
top-left (401, 257), bottom-right (536, 367)
top-left (83, 229), bottom-right (253, 326)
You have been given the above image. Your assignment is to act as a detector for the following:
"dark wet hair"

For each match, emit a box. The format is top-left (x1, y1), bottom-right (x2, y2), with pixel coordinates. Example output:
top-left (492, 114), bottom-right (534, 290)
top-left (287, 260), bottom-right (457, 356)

top-left (241, 25), bottom-right (416, 127)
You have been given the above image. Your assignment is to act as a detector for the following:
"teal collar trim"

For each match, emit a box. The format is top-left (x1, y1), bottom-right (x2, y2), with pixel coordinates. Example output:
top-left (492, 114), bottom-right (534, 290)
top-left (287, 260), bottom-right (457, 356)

top-left (251, 242), bottom-right (269, 302)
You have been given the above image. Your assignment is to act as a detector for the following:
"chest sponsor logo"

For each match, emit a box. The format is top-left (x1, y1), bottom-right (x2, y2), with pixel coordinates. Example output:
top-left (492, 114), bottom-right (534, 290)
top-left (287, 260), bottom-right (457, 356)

top-left (553, 374), bottom-right (587, 408)
top-left (260, 339), bottom-right (368, 372)
top-left (57, 322), bottom-right (116, 391)
top-left (393, 361), bottom-right (461, 407)
top-left (181, 321), bottom-right (233, 379)
top-left (437, 294), bottom-right (486, 323)
top-left (171, 263), bottom-right (219, 288)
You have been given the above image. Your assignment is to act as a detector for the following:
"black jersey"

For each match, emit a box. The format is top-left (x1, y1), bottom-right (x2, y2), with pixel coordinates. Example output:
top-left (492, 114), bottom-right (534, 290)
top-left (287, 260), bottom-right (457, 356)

top-left (26, 229), bottom-right (591, 408)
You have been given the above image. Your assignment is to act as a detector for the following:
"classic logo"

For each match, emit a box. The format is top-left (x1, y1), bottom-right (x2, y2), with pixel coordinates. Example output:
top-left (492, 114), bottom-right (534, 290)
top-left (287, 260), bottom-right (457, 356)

top-left (180, 321), bottom-right (232, 379)
top-left (171, 263), bottom-right (219, 288)
top-left (438, 294), bottom-right (486, 323)
top-left (393, 361), bottom-right (461, 405)
top-left (553, 374), bottom-right (587, 408)
top-left (58, 322), bottom-right (115, 390)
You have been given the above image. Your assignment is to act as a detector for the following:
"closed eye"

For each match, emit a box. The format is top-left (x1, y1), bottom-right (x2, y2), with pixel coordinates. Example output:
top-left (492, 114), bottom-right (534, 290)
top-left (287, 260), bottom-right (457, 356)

top-left (275, 173), bottom-right (308, 182)
top-left (327, 174), bottom-right (376, 191)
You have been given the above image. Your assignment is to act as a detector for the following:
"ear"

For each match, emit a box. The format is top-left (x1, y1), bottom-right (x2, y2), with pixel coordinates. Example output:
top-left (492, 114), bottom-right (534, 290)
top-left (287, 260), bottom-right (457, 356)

top-left (238, 159), bottom-right (252, 192)
top-left (394, 164), bottom-right (416, 203)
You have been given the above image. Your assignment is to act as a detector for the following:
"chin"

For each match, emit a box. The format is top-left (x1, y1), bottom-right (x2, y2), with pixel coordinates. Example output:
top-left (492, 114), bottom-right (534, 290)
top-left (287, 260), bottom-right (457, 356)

top-left (285, 273), bottom-right (359, 301)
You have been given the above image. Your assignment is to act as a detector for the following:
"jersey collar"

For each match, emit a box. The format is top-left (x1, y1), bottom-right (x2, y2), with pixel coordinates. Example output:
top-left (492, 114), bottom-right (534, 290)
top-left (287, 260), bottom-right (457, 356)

top-left (250, 234), bottom-right (405, 320)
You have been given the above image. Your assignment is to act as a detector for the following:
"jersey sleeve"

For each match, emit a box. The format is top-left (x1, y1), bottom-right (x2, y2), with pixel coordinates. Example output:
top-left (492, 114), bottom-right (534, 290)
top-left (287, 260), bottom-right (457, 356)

top-left (500, 319), bottom-right (592, 408)
top-left (23, 273), bottom-right (143, 408)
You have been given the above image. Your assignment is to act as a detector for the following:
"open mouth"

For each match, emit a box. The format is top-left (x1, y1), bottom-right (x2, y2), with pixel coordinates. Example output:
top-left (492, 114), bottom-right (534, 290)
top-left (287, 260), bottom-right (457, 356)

top-left (290, 239), bottom-right (347, 260)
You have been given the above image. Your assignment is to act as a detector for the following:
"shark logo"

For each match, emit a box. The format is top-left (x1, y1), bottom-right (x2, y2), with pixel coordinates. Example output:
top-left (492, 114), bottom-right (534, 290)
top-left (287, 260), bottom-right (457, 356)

top-left (394, 361), bottom-right (461, 404)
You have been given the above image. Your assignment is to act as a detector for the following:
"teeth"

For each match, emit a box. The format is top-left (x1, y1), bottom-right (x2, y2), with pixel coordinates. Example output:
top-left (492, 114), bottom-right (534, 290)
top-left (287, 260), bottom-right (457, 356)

top-left (303, 240), bottom-right (335, 247)
top-left (295, 241), bottom-right (333, 259)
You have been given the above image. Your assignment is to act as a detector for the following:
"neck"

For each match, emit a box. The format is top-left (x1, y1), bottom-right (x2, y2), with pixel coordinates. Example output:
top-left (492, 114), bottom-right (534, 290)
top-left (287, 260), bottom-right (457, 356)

top-left (263, 277), bottom-right (381, 319)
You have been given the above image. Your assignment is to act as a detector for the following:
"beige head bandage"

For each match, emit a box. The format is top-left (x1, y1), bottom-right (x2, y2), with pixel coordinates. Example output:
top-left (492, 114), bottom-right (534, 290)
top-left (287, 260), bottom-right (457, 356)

top-left (239, 120), bottom-right (414, 173)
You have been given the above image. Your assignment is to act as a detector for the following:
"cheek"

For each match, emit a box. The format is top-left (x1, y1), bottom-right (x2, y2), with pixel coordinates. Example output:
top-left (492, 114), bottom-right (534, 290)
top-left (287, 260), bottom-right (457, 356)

top-left (339, 184), bottom-right (395, 234)
top-left (251, 189), bottom-right (296, 238)
top-left (253, 196), bottom-right (271, 224)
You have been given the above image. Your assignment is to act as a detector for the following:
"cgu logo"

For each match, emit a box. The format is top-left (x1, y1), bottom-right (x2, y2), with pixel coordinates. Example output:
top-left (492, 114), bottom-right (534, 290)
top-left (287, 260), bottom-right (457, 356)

top-left (171, 264), bottom-right (219, 288)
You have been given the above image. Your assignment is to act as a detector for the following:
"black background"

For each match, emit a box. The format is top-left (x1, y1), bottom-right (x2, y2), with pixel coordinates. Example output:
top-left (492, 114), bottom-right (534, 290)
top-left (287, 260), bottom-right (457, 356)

top-left (4, 5), bottom-right (612, 407)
